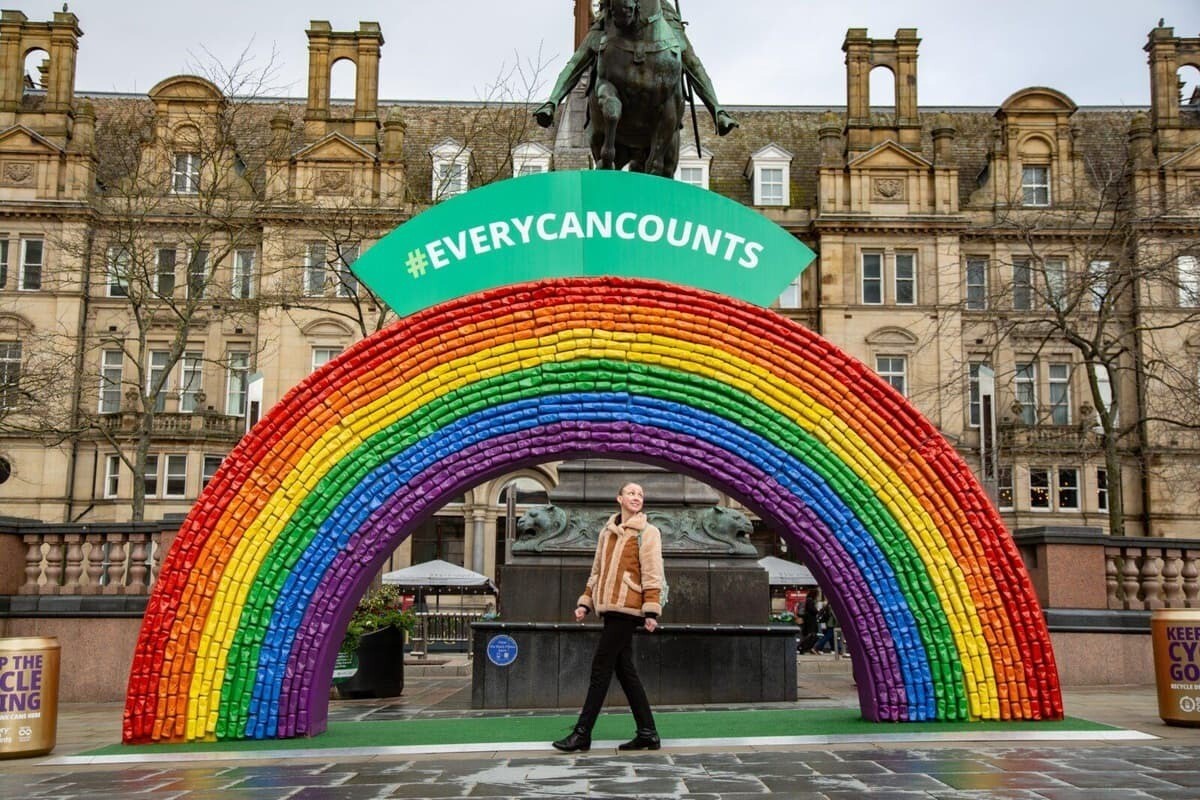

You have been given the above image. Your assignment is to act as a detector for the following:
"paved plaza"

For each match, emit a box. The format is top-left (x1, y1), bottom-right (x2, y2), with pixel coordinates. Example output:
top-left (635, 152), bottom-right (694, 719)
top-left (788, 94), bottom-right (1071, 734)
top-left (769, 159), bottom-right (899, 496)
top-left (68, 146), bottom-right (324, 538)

top-left (1, 658), bottom-right (1198, 799)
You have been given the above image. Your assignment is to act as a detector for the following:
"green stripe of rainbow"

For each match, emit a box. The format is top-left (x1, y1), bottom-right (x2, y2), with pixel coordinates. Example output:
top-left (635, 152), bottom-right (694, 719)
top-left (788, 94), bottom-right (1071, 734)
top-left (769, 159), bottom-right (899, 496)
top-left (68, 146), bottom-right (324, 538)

top-left (123, 278), bottom-right (1062, 743)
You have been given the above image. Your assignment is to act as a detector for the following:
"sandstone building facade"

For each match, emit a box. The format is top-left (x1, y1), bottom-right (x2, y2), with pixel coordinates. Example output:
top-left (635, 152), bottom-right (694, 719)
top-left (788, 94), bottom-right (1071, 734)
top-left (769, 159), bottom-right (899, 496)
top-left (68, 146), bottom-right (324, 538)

top-left (0, 6), bottom-right (1198, 579)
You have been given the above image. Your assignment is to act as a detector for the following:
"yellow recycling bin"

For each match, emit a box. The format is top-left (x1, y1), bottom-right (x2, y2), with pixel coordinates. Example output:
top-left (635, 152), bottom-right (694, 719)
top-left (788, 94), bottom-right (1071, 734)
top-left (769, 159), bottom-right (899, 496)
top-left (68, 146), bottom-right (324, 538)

top-left (1152, 609), bottom-right (1200, 727)
top-left (0, 637), bottom-right (60, 758)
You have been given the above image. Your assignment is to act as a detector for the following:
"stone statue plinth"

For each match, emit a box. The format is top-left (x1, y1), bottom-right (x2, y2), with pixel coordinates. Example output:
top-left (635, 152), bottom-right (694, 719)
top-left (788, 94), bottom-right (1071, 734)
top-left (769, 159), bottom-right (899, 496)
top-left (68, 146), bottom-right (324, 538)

top-left (471, 499), bottom-right (796, 709)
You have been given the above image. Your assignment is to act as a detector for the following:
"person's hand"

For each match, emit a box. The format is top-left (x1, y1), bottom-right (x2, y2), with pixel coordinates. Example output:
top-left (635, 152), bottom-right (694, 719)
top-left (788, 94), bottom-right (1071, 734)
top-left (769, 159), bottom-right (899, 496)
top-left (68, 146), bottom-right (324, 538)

top-left (644, 617), bottom-right (658, 633)
top-left (574, 606), bottom-right (587, 622)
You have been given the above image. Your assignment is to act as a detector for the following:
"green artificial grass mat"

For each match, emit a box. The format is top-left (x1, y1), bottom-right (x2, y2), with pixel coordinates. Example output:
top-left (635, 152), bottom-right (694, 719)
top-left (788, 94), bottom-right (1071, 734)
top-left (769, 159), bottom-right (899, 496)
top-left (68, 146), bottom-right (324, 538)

top-left (89, 708), bottom-right (1117, 755)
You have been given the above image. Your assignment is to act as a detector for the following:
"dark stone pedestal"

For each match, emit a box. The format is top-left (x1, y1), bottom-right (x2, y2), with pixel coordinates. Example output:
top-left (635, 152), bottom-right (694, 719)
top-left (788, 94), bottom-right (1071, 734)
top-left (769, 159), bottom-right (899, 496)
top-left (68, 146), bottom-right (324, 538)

top-left (471, 621), bottom-right (797, 709)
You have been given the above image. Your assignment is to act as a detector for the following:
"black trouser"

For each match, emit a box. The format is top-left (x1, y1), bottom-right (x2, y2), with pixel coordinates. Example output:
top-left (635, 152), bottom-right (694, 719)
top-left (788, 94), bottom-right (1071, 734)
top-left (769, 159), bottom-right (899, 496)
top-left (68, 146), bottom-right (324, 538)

top-left (576, 612), bottom-right (656, 734)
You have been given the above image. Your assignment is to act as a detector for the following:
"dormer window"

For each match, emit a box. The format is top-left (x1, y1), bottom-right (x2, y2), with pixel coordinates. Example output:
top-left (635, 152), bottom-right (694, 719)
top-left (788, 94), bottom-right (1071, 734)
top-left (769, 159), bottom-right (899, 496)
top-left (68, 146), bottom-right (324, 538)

top-left (1022, 165), bottom-right (1050, 207)
top-left (746, 144), bottom-right (793, 207)
top-left (675, 144), bottom-right (712, 189)
top-left (429, 139), bottom-right (471, 201)
top-left (512, 142), bottom-right (551, 177)
top-left (172, 153), bottom-right (200, 195)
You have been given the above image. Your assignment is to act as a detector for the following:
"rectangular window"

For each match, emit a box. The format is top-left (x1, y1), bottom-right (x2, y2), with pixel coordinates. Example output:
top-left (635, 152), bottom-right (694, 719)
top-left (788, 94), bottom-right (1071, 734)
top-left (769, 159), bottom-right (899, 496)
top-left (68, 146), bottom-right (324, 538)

top-left (188, 249), bottom-right (208, 299)
top-left (966, 258), bottom-right (987, 310)
top-left (1045, 258), bottom-right (1066, 309)
top-left (777, 274), bottom-right (802, 309)
top-left (1089, 259), bottom-right (1110, 311)
top-left (0, 238), bottom-right (9, 288)
top-left (875, 355), bottom-right (907, 396)
top-left (997, 466), bottom-right (1014, 510)
top-left (143, 454), bottom-right (159, 498)
top-left (862, 252), bottom-right (883, 305)
top-left (155, 247), bottom-right (176, 296)
top-left (226, 351), bottom-right (249, 416)
top-left (0, 341), bottom-right (20, 410)
top-left (1048, 363), bottom-right (1071, 425)
top-left (202, 454), bottom-right (223, 488)
top-left (232, 249), bottom-right (255, 299)
top-left (147, 350), bottom-right (171, 413)
top-left (1058, 467), bottom-right (1079, 510)
top-left (1029, 467), bottom-right (1051, 510)
top-left (517, 163), bottom-right (546, 177)
top-left (759, 167), bottom-right (784, 205)
top-left (435, 161), bottom-right (467, 198)
top-left (311, 346), bottom-right (339, 373)
top-left (1022, 165), bottom-right (1050, 206)
top-left (19, 238), bottom-right (43, 291)
top-left (335, 243), bottom-right (359, 298)
top-left (1013, 259), bottom-right (1032, 310)
top-left (99, 349), bottom-right (123, 413)
top-left (1015, 362), bottom-right (1037, 425)
top-left (678, 166), bottom-right (705, 187)
top-left (968, 361), bottom-right (990, 428)
top-left (1179, 255), bottom-right (1200, 308)
top-left (179, 352), bottom-right (203, 413)
top-left (172, 153), bottom-right (200, 194)
top-left (104, 454), bottom-right (121, 499)
top-left (107, 246), bottom-right (130, 297)
top-left (1097, 468), bottom-right (1108, 511)
top-left (303, 242), bottom-right (326, 296)
top-left (894, 252), bottom-right (916, 305)
top-left (163, 454), bottom-right (187, 498)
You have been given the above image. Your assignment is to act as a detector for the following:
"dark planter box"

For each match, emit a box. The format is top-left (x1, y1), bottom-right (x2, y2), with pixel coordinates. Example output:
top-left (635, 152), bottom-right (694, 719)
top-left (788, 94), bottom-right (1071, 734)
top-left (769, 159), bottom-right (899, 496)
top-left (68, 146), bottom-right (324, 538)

top-left (335, 625), bottom-right (406, 699)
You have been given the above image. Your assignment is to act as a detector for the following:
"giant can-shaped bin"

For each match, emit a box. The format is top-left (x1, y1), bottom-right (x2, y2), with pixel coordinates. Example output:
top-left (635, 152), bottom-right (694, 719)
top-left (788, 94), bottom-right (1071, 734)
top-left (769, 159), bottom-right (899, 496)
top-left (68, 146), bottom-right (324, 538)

top-left (1152, 609), bottom-right (1200, 727)
top-left (0, 637), bottom-right (60, 758)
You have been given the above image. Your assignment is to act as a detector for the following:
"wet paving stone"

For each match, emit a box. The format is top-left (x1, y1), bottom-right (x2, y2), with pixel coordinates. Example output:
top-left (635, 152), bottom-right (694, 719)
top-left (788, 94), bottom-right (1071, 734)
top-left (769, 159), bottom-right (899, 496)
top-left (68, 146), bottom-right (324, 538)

top-left (1045, 770), bottom-right (1182, 790)
top-left (290, 787), bottom-right (404, 800)
top-left (934, 771), bottom-right (1075, 791)
top-left (13, 743), bottom-right (1200, 798)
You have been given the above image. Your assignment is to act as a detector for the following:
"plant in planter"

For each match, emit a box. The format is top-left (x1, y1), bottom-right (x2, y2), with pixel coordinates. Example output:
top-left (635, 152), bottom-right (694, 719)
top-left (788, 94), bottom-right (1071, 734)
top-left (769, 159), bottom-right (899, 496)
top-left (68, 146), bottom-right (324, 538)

top-left (334, 585), bottom-right (416, 699)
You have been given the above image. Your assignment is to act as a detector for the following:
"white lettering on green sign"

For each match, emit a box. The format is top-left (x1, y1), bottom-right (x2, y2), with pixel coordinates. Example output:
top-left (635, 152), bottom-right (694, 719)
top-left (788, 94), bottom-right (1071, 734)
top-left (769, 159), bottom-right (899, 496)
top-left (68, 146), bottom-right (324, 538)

top-left (352, 170), bottom-right (815, 319)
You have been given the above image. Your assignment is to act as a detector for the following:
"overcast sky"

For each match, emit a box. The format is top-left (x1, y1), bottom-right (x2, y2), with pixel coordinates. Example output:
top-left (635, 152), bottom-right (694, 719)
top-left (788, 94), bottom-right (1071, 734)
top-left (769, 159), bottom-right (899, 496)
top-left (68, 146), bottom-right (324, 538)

top-left (27, 1), bottom-right (1200, 107)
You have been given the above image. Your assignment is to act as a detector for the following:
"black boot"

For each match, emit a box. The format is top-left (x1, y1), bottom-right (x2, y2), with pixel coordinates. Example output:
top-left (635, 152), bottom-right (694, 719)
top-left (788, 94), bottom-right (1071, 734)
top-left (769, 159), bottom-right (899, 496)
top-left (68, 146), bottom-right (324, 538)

top-left (618, 729), bottom-right (660, 751)
top-left (552, 726), bottom-right (591, 753)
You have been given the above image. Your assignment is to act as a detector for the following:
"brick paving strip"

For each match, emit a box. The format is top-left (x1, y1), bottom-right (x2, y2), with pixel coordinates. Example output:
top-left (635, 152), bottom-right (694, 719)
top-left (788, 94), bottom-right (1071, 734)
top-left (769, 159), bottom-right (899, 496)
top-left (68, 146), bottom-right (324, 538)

top-left (4, 745), bottom-right (1200, 799)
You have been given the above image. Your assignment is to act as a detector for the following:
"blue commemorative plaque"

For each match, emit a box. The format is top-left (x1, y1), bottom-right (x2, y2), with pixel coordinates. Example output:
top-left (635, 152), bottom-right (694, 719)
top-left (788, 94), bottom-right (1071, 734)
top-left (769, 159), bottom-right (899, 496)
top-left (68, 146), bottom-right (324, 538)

top-left (486, 634), bottom-right (519, 667)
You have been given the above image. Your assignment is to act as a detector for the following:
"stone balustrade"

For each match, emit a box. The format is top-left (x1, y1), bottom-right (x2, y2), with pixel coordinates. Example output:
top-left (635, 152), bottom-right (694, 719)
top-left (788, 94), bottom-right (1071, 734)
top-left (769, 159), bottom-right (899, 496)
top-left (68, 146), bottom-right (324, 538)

top-left (1105, 540), bottom-right (1200, 610)
top-left (1013, 526), bottom-right (1200, 612)
top-left (0, 520), bottom-right (178, 596)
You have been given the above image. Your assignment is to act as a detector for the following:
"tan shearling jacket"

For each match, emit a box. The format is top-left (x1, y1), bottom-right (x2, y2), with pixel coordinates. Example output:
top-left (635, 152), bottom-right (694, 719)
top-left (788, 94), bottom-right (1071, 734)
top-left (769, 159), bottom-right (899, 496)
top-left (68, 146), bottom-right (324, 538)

top-left (577, 512), bottom-right (665, 617)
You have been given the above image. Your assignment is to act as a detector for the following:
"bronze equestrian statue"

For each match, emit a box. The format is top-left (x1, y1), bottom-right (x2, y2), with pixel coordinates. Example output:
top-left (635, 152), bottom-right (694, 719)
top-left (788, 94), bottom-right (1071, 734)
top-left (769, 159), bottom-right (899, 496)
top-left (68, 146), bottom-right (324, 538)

top-left (534, 0), bottom-right (737, 177)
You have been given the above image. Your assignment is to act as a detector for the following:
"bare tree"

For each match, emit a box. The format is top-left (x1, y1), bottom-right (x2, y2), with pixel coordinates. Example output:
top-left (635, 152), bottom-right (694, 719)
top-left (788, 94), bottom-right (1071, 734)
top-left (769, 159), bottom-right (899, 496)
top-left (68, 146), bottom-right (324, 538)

top-left (264, 50), bottom-right (553, 339)
top-left (0, 50), bottom-right (283, 521)
top-left (947, 122), bottom-right (1200, 536)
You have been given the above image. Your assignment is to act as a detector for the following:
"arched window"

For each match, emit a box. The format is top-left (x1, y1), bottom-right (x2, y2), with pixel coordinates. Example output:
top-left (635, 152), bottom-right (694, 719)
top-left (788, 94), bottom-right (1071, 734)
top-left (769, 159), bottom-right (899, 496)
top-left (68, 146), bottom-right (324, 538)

top-left (21, 47), bottom-right (49, 98)
top-left (1180, 64), bottom-right (1200, 110)
top-left (329, 57), bottom-right (358, 106)
top-left (868, 65), bottom-right (896, 114)
top-left (1018, 135), bottom-right (1054, 207)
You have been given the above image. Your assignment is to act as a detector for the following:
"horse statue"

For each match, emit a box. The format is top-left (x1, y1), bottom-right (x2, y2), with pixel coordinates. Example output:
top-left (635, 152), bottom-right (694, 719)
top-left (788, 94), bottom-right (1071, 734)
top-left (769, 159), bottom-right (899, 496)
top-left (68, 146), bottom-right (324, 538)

top-left (588, 0), bottom-right (686, 177)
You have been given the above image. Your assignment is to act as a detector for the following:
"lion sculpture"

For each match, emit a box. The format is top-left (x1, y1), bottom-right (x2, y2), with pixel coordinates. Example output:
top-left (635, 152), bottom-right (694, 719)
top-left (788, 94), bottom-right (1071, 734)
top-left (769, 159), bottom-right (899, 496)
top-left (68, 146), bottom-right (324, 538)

top-left (514, 504), bottom-right (756, 555)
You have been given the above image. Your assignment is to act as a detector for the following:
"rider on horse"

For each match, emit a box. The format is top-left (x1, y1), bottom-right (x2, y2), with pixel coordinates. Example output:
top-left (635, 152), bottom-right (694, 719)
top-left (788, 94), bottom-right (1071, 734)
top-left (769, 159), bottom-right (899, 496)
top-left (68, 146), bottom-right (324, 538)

top-left (534, 0), bottom-right (738, 137)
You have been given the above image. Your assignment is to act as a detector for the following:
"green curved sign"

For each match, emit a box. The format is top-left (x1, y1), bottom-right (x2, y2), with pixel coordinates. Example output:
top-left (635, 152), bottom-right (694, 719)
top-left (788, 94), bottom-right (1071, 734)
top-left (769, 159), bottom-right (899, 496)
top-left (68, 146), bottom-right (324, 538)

top-left (351, 170), bottom-right (815, 318)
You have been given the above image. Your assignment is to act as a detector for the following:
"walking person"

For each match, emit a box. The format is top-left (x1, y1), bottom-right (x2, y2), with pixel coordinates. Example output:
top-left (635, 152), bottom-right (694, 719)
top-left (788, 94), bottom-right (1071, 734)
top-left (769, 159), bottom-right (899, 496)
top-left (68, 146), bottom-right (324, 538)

top-left (797, 592), bottom-right (819, 654)
top-left (552, 482), bottom-right (665, 752)
top-left (812, 600), bottom-right (838, 654)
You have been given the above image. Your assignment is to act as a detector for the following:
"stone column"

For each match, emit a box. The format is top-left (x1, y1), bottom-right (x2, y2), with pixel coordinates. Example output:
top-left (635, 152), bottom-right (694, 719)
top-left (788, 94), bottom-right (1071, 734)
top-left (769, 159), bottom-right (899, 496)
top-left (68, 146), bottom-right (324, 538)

top-left (0, 11), bottom-right (27, 112)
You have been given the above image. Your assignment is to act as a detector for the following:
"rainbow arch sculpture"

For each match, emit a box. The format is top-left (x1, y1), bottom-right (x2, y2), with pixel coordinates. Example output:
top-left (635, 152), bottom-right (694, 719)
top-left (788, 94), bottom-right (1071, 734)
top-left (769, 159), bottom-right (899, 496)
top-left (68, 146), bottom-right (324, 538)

top-left (123, 276), bottom-right (1063, 743)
